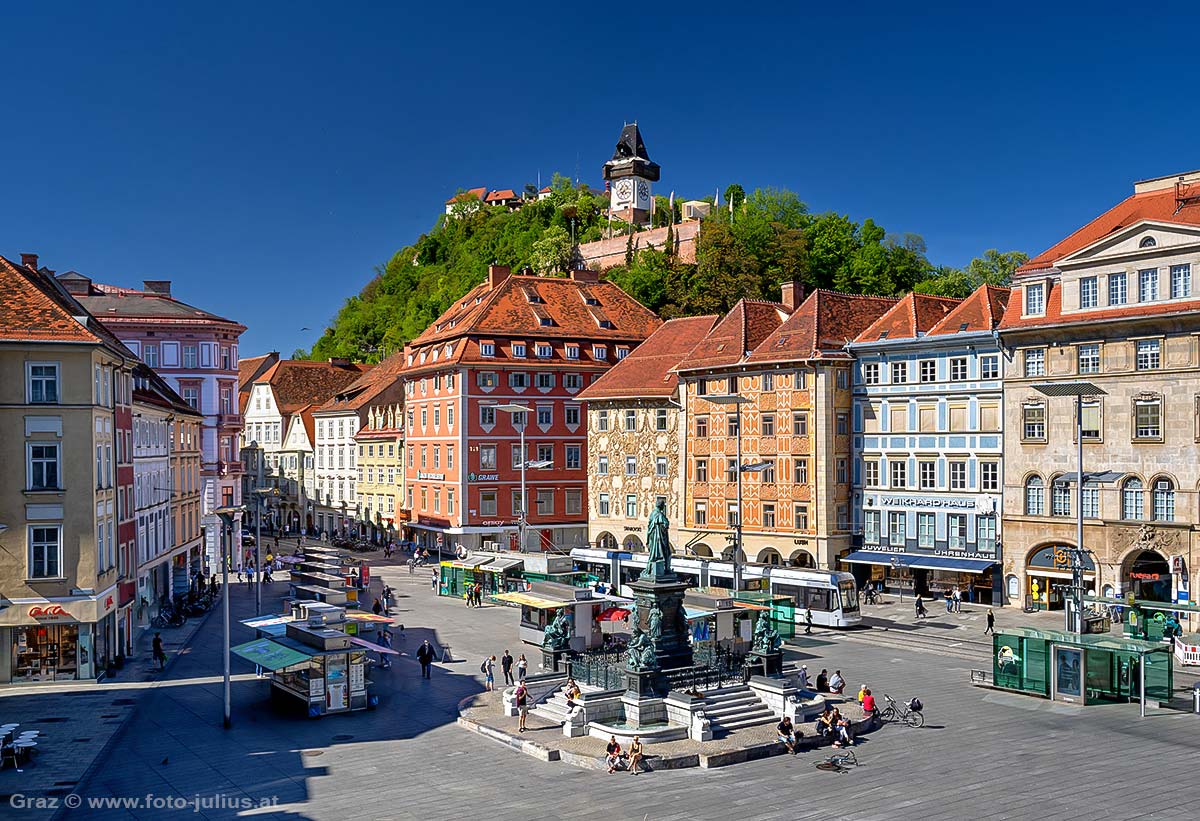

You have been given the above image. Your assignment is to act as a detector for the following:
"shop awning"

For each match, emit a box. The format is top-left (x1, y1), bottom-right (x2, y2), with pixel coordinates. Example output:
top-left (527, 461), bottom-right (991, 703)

top-left (480, 557), bottom-right (523, 573)
top-left (596, 607), bottom-right (630, 622)
top-left (349, 636), bottom-right (400, 655)
top-left (841, 550), bottom-right (995, 573)
top-left (345, 611), bottom-right (395, 624)
top-left (240, 614), bottom-right (293, 636)
top-left (453, 554), bottom-right (495, 569)
top-left (494, 591), bottom-right (571, 609)
top-left (230, 638), bottom-right (314, 670)
top-left (685, 607), bottom-right (717, 621)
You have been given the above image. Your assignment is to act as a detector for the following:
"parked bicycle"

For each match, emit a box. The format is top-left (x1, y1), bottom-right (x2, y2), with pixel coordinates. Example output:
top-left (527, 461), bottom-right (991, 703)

top-left (879, 694), bottom-right (924, 727)
top-left (815, 750), bottom-right (859, 773)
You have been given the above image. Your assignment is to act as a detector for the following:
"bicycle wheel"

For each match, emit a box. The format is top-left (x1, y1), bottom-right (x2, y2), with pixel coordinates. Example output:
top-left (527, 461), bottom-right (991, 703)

top-left (906, 711), bottom-right (925, 728)
top-left (815, 761), bottom-right (845, 773)
top-left (840, 750), bottom-right (858, 766)
top-left (880, 707), bottom-right (896, 723)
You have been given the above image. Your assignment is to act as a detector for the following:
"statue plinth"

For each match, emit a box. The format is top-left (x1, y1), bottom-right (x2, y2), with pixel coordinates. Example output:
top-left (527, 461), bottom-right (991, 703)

top-left (542, 647), bottom-right (568, 674)
top-left (624, 574), bottom-right (693, 697)
top-left (746, 650), bottom-right (783, 678)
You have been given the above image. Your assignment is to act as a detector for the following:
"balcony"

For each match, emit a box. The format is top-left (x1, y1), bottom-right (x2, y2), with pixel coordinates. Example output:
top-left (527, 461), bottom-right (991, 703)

top-left (218, 413), bottom-right (244, 429)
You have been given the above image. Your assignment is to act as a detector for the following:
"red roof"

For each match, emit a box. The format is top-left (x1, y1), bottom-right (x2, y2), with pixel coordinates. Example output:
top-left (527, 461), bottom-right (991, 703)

top-left (445, 187), bottom-right (488, 205)
top-left (854, 293), bottom-right (960, 342)
top-left (315, 350), bottom-right (407, 413)
top-left (485, 189), bottom-right (518, 202)
top-left (927, 285), bottom-right (1009, 336)
top-left (676, 300), bottom-right (791, 372)
top-left (578, 315), bottom-right (719, 400)
top-left (1019, 173), bottom-right (1200, 273)
top-left (406, 272), bottom-right (661, 374)
top-left (998, 280), bottom-right (1200, 331)
top-left (255, 359), bottom-right (369, 415)
top-left (748, 290), bottom-right (899, 363)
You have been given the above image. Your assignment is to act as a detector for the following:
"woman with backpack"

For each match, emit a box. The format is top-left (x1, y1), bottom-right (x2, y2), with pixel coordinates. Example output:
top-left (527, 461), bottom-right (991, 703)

top-left (482, 655), bottom-right (496, 691)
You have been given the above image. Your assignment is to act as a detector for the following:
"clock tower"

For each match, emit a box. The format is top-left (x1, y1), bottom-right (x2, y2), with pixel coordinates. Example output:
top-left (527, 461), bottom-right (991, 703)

top-left (603, 122), bottom-right (660, 226)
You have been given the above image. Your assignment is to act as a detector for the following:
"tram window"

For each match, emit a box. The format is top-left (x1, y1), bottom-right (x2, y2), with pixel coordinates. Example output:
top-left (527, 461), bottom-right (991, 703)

top-left (775, 584), bottom-right (833, 612)
top-left (839, 580), bottom-right (859, 613)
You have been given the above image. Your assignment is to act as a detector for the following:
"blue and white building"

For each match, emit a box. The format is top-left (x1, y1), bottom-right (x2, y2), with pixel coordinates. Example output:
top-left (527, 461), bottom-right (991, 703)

top-left (846, 286), bottom-right (1011, 605)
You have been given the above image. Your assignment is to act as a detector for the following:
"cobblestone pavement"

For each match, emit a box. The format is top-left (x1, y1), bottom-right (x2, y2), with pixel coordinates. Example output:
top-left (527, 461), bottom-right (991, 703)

top-left (2, 549), bottom-right (1197, 820)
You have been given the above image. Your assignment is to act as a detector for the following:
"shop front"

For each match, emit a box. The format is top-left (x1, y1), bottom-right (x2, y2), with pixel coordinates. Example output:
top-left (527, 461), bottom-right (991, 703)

top-left (1024, 544), bottom-right (1095, 611)
top-left (1124, 549), bottom-right (1172, 603)
top-left (0, 591), bottom-right (118, 684)
top-left (842, 550), bottom-right (999, 604)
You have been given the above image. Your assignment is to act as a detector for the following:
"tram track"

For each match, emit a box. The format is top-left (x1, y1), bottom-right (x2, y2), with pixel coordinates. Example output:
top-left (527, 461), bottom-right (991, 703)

top-left (793, 625), bottom-right (994, 663)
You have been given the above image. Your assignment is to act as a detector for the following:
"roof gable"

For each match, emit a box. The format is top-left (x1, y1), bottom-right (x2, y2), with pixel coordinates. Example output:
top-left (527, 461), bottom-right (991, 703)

top-left (750, 290), bottom-right (899, 362)
top-left (926, 285), bottom-right (1010, 336)
top-left (855, 293), bottom-right (960, 342)
top-left (579, 315), bottom-right (719, 400)
top-left (676, 300), bottom-right (790, 372)
top-left (258, 360), bottom-right (369, 414)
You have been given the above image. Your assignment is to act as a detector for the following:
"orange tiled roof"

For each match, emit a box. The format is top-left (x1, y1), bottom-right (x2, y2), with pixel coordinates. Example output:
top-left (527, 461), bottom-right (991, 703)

top-left (998, 280), bottom-right (1200, 331)
top-left (485, 189), bottom-right (518, 202)
top-left (749, 290), bottom-right (899, 363)
top-left (675, 300), bottom-right (790, 373)
top-left (578, 315), bottom-right (719, 400)
top-left (445, 187), bottom-right (488, 205)
top-left (315, 350), bottom-right (407, 413)
top-left (256, 359), bottom-right (369, 415)
top-left (855, 293), bottom-right (960, 343)
top-left (1019, 175), bottom-right (1200, 273)
top-left (407, 273), bottom-right (661, 373)
top-left (926, 284), bottom-right (1010, 336)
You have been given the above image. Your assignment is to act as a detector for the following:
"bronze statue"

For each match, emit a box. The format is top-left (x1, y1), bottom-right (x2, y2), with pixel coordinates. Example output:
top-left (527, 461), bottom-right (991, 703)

top-left (626, 624), bottom-right (659, 671)
top-left (641, 499), bottom-right (673, 579)
top-left (648, 605), bottom-right (663, 641)
top-left (752, 614), bottom-right (782, 654)
top-left (543, 609), bottom-right (572, 651)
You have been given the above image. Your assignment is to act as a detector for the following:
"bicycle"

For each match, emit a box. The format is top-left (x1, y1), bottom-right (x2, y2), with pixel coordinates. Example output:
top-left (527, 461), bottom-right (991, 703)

top-left (879, 694), bottom-right (925, 727)
top-left (815, 750), bottom-right (859, 773)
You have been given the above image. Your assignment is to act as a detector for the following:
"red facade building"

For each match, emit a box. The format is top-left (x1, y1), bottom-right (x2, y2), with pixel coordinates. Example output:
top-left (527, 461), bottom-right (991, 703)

top-left (402, 266), bottom-right (660, 554)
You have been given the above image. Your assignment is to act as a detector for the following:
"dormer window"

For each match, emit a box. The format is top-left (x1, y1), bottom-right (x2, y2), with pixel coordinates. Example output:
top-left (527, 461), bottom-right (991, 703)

top-left (565, 345), bottom-right (580, 360)
top-left (586, 297), bottom-right (601, 306)
top-left (480, 342), bottom-right (495, 358)
top-left (536, 344), bottom-right (553, 358)
top-left (598, 319), bottom-right (615, 329)
top-left (1025, 283), bottom-right (1045, 316)
top-left (512, 343), bottom-right (527, 358)
top-left (1139, 236), bottom-right (1157, 248)
top-left (593, 345), bottom-right (607, 360)
top-left (616, 347), bottom-right (630, 360)
top-left (539, 317), bottom-right (554, 327)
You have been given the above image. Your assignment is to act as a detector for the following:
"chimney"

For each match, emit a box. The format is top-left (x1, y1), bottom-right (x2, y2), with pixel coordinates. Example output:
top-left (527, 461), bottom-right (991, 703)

top-left (488, 264), bottom-right (511, 289)
top-left (569, 269), bottom-right (599, 283)
top-left (143, 280), bottom-right (172, 297)
top-left (59, 274), bottom-right (93, 295)
top-left (781, 280), bottom-right (805, 310)
top-left (20, 253), bottom-right (38, 270)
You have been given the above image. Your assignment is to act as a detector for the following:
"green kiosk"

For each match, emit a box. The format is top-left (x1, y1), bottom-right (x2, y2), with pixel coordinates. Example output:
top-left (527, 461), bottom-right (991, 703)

top-left (992, 627), bottom-right (1173, 712)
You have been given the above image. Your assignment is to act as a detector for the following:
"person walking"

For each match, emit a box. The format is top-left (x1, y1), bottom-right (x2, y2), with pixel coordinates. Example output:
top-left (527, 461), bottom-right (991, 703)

top-left (483, 655), bottom-right (496, 691)
top-left (945, 590), bottom-right (954, 613)
top-left (915, 594), bottom-right (927, 619)
top-left (431, 570), bottom-right (438, 592)
top-left (953, 588), bottom-right (962, 613)
top-left (804, 608), bottom-right (813, 634)
top-left (372, 597), bottom-right (383, 616)
top-left (516, 653), bottom-right (528, 682)
top-left (501, 650), bottom-right (515, 685)
top-left (379, 629), bottom-right (392, 669)
top-left (984, 608), bottom-right (995, 634)
top-left (515, 681), bottom-right (529, 732)
top-left (417, 639), bottom-right (435, 679)
top-left (152, 632), bottom-right (166, 670)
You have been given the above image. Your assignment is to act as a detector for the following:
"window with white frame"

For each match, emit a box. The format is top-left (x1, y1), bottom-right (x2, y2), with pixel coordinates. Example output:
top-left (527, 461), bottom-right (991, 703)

top-left (864, 460), bottom-right (880, 487)
top-left (624, 409), bottom-right (637, 432)
top-left (1108, 272), bottom-right (1128, 305)
top-left (1052, 478), bottom-right (1071, 516)
top-left (863, 510), bottom-right (880, 544)
top-left (795, 504), bottom-right (809, 529)
top-left (1153, 478), bottom-right (1175, 522)
top-left (694, 458), bottom-right (706, 481)
top-left (655, 456), bottom-right (668, 477)
top-left (948, 514), bottom-right (967, 549)
top-left (1023, 404), bottom-right (1046, 440)
top-left (835, 458), bottom-right (846, 484)
top-left (762, 503), bottom-right (777, 529)
top-left (1134, 397), bottom-right (1162, 439)
top-left (480, 342), bottom-right (495, 357)
top-left (1122, 478), bottom-right (1144, 520)
top-left (616, 347), bottom-right (630, 360)
top-left (793, 458), bottom-right (808, 484)
top-left (980, 355), bottom-right (999, 380)
top-left (792, 411), bottom-right (808, 435)
top-left (537, 489), bottom-right (554, 516)
top-left (480, 490), bottom-right (497, 516)
top-left (565, 404), bottom-right (580, 426)
top-left (977, 516), bottom-right (996, 552)
top-left (1139, 268), bottom-right (1159, 301)
top-left (478, 371), bottom-right (498, 389)
top-left (949, 460), bottom-right (967, 490)
top-left (1081, 400), bottom-right (1101, 440)
top-left (537, 405), bottom-right (552, 426)
top-left (889, 460), bottom-right (907, 488)
top-left (565, 345), bottom-right (579, 360)
top-left (655, 407), bottom-right (668, 431)
top-left (598, 454), bottom-right (608, 474)
top-left (29, 525), bottom-right (62, 579)
top-left (29, 443), bottom-right (60, 490)
top-left (1025, 283), bottom-right (1045, 315)
top-left (536, 344), bottom-right (552, 358)
top-left (566, 444), bottom-right (581, 469)
top-left (509, 372), bottom-right (529, 389)
top-left (1136, 339), bottom-right (1160, 370)
top-left (28, 363), bottom-right (59, 404)
top-left (1024, 349), bottom-right (1045, 377)
top-left (1171, 264), bottom-right (1191, 299)
top-left (763, 373), bottom-right (774, 391)
top-left (1024, 476), bottom-right (1044, 515)
top-left (918, 460), bottom-right (936, 489)
top-left (565, 489), bottom-right (581, 515)
top-left (480, 405), bottom-right (496, 426)
top-left (592, 345), bottom-right (607, 360)
top-left (891, 361), bottom-right (908, 384)
top-left (625, 455), bottom-right (637, 476)
top-left (888, 512), bottom-right (907, 544)
top-left (565, 373), bottom-right (582, 390)
top-left (143, 344), bottom-right (158, 368)
top-left (980, 461), bottom-right (999, 492)
top-left (1078, 344), bottom-right (1100, 374)
top-left (625, 494), bottom-right (638, 518)
top-left (917, 512), bottom-right (935, 548)
top-left (919, 360), bottom-right (936, 382)
top-left (693, 500), bottom-right (706, 525)
top-left (1082, 481), bottom-right (1099, 518)
top-left (183, 344), bottom-right (197, 368)
top-left (950, 358), bottom-right (968, 381)
top-left (536, 372), bottom-right (554, 389)
top-left (597, 409), bottom-right (609, 431)
top-left (863, 362), bottom-right (880, 385)
top-left (1080, 276), bottom-right (1098, 308)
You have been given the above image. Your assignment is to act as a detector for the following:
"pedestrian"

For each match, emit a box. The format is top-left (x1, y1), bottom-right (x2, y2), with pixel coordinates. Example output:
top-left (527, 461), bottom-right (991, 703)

top-left (915, 594), bottom-right (927, 619)
top-left (379, 630), bottom-right (392, 669)
top-left (245, 564), bottom-right (254, 589)
top-left (501, 650), bottom-right (515, 685)
top-left (431, 571), bottom-right (438, 592)
top-left (945, 590), bottom-right (953, 613)
top-left (517, 653), bottom-right (528, 682)
top-left (483, 654), bottom-right (496, 691)
top-left (515, 680), bottom-right (529, 732)
top-left (804, 607), bottom-right (813, 634)
top-left (797, 664), bottom-right (810, 690)
top-left (152, 632), bottom-right (166, 670)
top-left (417, 639), bottom-right (435, 678)
top-left (985, 608), bottom-right (995, 634)
top-left (373, 597), bottom-right (383, 616)
top-left (816, 668), bottom-right (830, 693)
top-left (236, 566), bottom-right (244, 584)
top-left (830, 669), bottom-right (845, 694)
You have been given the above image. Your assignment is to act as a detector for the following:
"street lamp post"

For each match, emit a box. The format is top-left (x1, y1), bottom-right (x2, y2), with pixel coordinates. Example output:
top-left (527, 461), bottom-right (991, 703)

top-left (492, 404), bottom-right (553, 553)
top-left (1032, 381), bottom-right (1110, 636)
top-left (214, 504), bottom-right (245, 729)
top-left (701, 393), bottom-right (770, 591)
top-left (254, 486), bottom-right (281, 615)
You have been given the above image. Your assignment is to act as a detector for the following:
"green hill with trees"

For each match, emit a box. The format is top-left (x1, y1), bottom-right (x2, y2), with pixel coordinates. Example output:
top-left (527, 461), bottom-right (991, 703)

top-left (303, 176), bottom-right (1025, 362)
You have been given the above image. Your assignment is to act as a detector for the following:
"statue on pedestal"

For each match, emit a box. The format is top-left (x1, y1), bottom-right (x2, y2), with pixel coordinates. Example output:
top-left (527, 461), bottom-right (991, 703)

top-left (626, 624), bottom-right (659, 671)
top-left (543, 609), bottom-right (572, 651)
top-left (640, 499), bottom-right (673, 580)
top-left (752, 614), bottom-right (782, 654)
top-left (648, 605), bottom-right (663, 641)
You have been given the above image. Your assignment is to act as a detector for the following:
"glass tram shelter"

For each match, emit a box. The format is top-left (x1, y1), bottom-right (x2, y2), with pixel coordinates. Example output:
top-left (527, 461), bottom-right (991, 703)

top-left (992, 627), bottom-right (1173, 713)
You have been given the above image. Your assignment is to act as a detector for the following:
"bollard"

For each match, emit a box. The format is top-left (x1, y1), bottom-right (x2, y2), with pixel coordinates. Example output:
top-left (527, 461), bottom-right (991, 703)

top-left (1193, 682), bottom-right (1200, 715)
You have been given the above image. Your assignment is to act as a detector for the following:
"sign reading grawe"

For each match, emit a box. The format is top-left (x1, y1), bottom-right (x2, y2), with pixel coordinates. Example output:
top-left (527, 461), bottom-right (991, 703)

top-left (29, 604), bottom-right (68, 619)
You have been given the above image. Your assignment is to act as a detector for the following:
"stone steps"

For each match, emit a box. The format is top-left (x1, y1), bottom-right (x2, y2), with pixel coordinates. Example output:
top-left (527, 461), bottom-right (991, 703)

top-left (700, 686), bottom-right (778, 737)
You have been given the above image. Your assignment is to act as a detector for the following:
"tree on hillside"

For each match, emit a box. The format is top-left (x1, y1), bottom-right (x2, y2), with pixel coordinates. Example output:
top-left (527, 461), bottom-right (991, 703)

top-left (530, 225), bottom-right (573, 275)
top-left (913, 249), bottom-right (1029, 298)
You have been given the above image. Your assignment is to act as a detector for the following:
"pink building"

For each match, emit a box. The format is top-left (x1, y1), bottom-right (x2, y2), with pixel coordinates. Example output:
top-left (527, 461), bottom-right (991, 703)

top-left (60, 273), bottom-right (247, 568)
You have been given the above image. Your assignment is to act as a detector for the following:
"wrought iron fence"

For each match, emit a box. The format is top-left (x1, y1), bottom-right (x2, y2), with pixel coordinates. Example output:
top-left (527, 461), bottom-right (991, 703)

top-left (566, 654), bottom-right (625, 690)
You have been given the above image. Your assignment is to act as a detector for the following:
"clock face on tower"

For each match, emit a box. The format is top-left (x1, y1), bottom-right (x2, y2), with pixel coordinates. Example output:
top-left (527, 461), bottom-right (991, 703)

top-left (614, 179), bottom-right (633, 205)
top-left (636, 180), bottom-right (650, 202)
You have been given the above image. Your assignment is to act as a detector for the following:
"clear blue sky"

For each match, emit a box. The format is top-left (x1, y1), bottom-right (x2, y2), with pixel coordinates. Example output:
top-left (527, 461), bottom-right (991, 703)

top-left (5, 2), bottom-right (1200, 356)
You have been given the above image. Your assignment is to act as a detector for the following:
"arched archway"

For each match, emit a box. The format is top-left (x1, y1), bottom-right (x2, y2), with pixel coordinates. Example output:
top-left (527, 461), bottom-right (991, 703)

top-left (756, 547), bottom-right (782, 566)
top-left (595, 532), bottom-right (618, 551)
top-left (720, 545), bottom-right (747, 563)
top-left (1122, 549), bottom-right (1171, 602)
top-left (689, 542), bottom-right (713, 558)
top-left (788, 549), bottom-right (816, 568)
top-left (623, 534), bottom-right (645, 553)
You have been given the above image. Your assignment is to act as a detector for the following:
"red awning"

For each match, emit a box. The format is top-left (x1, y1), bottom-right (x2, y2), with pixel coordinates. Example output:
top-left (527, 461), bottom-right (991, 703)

top-left (596, 607), bottom-right (631, 622)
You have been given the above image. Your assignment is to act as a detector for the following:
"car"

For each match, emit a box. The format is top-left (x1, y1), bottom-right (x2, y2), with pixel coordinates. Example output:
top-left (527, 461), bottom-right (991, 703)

top-left (241, 529), bottom-right (256, 546)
